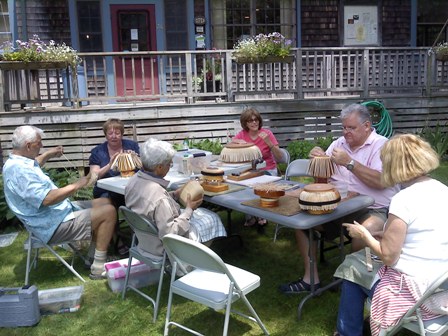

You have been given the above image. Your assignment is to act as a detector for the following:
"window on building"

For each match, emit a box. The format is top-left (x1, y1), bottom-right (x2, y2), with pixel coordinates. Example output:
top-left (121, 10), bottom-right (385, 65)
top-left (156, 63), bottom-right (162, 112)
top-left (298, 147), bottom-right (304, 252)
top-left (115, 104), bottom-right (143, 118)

top-left (210, 0), bottom-right (295, 49)
top-left (77, 1), bottom-right (103, 52)
top-left (165, 0), bottom-right (188, 50)
top-left (0, 0), bottom-right (11, 47)
top-left (417, 0), bottom-right (448, 46)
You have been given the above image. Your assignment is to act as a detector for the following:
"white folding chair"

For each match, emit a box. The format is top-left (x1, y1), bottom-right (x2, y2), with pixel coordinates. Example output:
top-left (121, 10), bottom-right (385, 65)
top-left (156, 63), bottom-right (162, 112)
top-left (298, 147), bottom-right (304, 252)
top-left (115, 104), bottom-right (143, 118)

top-left (273, 158), bottom-right (312, 242)
top-left (119, 206), bottom-right (166, 323)
top-left (24, 229), bottom-right (86, 285)
top-left (379, 269), bottom-right (448, 336)
top-left (162, 233), bottom-right (269, 336)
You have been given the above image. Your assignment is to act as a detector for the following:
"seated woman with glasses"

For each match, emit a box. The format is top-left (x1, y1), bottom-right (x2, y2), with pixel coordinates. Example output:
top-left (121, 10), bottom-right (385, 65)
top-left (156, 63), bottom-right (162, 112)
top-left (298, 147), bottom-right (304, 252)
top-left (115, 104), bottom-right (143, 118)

top-left (124, 138), bottom-right (227, 260)
top-left (89, 118), bottom-right (140, 255)
top-left (233, 107), bottom-right (284, 227)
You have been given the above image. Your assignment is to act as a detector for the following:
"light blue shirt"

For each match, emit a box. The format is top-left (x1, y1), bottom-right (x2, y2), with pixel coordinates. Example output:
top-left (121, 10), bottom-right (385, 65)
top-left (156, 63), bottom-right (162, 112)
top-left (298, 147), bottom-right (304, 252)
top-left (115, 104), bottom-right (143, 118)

top-left (3, 154), bottom-right (74, 243)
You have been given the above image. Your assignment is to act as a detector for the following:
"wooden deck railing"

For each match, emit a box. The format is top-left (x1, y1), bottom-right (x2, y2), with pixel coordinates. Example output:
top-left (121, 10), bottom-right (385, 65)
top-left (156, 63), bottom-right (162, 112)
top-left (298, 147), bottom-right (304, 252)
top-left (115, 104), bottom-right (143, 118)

top-left (0, 47), bottom-right (447, 111)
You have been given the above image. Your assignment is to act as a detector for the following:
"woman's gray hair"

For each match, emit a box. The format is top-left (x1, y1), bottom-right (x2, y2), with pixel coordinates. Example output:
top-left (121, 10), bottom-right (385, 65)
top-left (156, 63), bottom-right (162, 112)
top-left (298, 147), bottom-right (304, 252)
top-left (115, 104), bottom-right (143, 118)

top-left (140, 138), bottom-right (176, 171)
top-left (340, 103), bottom-right (372, 124)
top-left (11, 125), bottom-right (44, 149)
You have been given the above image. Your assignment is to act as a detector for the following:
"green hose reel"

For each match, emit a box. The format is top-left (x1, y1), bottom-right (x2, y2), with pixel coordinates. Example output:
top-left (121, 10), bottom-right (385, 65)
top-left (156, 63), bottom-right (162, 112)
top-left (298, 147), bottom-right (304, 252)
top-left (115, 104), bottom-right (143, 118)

top-left (361, 101), bottom-right (393, 138)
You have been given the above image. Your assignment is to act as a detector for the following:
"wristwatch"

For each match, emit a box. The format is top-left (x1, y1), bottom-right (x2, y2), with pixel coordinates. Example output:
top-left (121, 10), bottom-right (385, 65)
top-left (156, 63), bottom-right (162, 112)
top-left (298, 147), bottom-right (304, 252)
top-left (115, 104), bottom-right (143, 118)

top-left (346, 159), bottom-right (355, 171)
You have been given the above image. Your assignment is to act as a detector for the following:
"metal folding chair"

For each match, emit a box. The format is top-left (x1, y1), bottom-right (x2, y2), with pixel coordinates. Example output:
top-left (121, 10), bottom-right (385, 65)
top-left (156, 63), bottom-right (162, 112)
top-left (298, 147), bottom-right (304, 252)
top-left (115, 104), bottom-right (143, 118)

top-left (24, 229), bottom-right (86, 285)
top-left (379, 269), bottom-right (448, 336)
top-left (162, 233), bottom-right (269, 336)
top-left (119, 206), bottom-right (166, 323)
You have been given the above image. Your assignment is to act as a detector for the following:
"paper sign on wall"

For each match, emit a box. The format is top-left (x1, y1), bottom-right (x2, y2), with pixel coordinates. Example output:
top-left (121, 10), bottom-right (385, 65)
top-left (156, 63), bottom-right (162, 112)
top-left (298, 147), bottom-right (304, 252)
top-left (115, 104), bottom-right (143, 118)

top-left (131, 29), bottom-right (138, 40)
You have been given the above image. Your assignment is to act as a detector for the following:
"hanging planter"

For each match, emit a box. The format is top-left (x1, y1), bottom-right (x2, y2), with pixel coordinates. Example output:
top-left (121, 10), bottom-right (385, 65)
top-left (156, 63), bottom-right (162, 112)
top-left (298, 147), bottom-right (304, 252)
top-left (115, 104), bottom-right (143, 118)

top-left (0, 61), bottom-right (70, 71)
top-left (435, 49), bottom-right (448, 62)
top-left (232, 32), bottom-right (293, 65)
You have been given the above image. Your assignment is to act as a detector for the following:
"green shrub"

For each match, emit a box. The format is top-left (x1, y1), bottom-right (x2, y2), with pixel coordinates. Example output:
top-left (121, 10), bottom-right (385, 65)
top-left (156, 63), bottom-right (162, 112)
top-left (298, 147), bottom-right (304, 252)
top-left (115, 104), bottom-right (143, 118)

top-left (173, 138), bottom-right (224, 155)
top-left (287, 136), bottom-right (334, 161)
top-left (417, 122), bottom-right (448, 159)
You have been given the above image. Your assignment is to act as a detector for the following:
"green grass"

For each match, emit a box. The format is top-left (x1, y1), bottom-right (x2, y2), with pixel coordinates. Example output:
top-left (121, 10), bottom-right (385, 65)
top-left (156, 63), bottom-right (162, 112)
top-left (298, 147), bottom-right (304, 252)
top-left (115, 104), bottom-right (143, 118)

top-left (4, 162), bottom-right (447, 336)
top-left (0, 215), bottom-right (416, 336)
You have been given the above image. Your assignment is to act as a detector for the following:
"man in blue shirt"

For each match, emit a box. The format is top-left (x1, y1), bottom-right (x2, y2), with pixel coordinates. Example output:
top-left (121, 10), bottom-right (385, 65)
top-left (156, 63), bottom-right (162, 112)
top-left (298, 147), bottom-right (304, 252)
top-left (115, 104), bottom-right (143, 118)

top-left (3, 125), bottom-right (116, 280)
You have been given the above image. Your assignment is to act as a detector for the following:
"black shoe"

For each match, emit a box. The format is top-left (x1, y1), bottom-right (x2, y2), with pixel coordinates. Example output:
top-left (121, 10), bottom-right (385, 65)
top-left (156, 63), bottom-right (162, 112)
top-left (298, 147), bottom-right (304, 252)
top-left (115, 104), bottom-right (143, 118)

top-left (279, 278), bottom-right (321, 294)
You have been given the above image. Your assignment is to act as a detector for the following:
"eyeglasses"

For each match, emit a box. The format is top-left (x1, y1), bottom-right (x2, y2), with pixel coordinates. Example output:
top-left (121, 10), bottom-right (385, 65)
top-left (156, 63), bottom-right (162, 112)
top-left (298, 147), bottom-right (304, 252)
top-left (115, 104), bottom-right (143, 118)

top-left (247, 118), bottom-right (259, 123)
top-left (341, 121), bottom-right (368, 132)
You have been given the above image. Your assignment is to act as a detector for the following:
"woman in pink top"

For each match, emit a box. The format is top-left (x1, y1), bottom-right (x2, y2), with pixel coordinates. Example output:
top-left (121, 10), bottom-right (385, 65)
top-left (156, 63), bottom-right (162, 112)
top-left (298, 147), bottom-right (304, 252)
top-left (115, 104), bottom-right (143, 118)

top-left (233, 107), bottom-right (283, 227)
top-left (233, 107), bottom-right (283, 174)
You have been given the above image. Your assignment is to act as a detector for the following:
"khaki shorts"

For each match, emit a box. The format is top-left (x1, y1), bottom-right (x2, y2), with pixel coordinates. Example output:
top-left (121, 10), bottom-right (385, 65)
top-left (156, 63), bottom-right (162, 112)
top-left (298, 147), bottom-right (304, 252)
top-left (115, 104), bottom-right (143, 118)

top-left (48, 201), bottom-right (93, 244)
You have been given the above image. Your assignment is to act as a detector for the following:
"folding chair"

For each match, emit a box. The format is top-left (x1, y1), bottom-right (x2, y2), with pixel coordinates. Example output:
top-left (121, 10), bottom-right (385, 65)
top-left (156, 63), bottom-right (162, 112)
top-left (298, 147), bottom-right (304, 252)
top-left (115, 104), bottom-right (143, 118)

top-left (24, 229), bottom-right (86, 285)
top-left (379, 269), bottom-right (448, 336)
top-left (119, 206), bottom-right (166, 323)
top-left (162, 233), bottom-right (269, 336)
top-left (273, 158), bottom-right (311, 242)
top-left (275, 147), bottom-right (290, 176)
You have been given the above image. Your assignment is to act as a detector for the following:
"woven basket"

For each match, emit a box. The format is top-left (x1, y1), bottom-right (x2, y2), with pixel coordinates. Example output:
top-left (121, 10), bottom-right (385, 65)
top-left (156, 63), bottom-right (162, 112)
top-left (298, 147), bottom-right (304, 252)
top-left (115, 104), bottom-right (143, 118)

top-left (298, 183), bottom-right (341, 215)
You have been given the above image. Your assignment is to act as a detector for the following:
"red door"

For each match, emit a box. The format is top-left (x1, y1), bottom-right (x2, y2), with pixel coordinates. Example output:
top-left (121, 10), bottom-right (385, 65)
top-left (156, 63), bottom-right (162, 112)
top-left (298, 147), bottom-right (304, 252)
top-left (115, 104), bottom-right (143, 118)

top-left (110, 5), bottom-right (159, 98)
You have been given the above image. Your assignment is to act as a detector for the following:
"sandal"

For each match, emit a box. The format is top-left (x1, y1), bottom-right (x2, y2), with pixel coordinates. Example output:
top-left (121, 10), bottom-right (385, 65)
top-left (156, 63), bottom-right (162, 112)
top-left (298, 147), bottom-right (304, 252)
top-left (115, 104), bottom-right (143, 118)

top-left (244, 217), bottom-right (257, 227)
top-left (118, 244), bottom-right (129, 256)
top-left (278, 278), bottom-right (321, 294)
top-left (89, 271), bottom-right (107, 280)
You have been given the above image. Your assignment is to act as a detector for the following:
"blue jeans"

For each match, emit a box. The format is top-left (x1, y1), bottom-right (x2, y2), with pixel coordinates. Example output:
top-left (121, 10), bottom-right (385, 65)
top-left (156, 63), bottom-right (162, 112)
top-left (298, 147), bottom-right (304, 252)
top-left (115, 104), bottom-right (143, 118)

top-left (336, 280), bottom-right (378, 336)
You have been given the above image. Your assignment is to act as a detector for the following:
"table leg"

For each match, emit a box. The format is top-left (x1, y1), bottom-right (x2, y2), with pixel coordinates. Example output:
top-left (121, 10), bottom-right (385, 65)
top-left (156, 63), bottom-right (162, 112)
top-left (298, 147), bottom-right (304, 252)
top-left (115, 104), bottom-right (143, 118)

top-left (297, 229), bottom-right (342, 320)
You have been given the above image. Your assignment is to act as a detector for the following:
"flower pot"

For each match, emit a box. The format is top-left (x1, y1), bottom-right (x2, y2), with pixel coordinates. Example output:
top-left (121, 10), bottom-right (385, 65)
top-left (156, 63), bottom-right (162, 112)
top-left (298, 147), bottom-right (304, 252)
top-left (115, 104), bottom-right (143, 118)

top-left (0, 61), bottom-right (70, 70)
top-left (235, 55), bottom-right (295, 64)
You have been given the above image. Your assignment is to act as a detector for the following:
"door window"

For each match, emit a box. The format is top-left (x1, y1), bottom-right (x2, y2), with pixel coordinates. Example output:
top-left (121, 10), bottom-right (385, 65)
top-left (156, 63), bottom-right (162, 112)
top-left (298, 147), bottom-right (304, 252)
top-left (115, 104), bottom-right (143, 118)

top-left (118, 11), bottom-right (149, 52)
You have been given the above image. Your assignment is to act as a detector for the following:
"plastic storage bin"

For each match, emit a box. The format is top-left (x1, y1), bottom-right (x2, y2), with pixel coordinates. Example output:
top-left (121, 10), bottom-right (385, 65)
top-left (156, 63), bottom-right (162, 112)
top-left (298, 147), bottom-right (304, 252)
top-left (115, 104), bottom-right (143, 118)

top-left (105, 258), bottom-right (161, 293)
top-left (173, 149), bottom-right (212, 174)
top-left (38, 285), bottom-right (83, 315)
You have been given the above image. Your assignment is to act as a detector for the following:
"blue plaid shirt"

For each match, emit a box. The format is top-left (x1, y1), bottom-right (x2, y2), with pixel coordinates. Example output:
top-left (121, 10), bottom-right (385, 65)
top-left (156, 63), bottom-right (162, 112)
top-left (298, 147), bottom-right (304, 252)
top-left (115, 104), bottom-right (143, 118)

top-left (3, 154), bottom-right (74, 243)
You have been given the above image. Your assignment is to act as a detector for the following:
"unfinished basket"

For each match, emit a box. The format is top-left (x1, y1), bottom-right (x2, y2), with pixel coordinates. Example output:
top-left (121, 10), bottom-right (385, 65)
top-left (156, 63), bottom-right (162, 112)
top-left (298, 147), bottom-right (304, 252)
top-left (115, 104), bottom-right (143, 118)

top-left (219, 142), bottom-right (262, 163)
top-left (201, 167), bottom-right (229, 192)
top-left (179, 180), bottom-right (204, 207)
top-left (307, 156), bottom-right (335, 183)
top-left (298, 183), bottom-right (340, 215)
top-left (253, 183), bottom-right (288, 208)
top-left (110, 152), bottom-right (142, 177)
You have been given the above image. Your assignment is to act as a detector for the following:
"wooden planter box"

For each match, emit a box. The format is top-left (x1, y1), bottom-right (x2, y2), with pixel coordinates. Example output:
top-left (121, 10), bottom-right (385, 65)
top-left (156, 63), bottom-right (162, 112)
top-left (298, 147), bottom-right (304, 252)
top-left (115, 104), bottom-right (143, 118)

top-left (0, 61), bottom-right (69, 70)
top-left (234, 55), bottom-right (295, 64)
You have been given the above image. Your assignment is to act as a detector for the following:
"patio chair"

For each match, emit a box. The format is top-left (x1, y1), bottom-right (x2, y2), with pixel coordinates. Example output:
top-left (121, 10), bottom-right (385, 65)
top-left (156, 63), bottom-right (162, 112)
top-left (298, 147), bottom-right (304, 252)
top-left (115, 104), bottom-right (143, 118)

top-left (24, 229), bottom-right (86, 285)
top-left (379, 269), bottom-right (448, 336)
top-left (162, 233), bottom-right (269, 336)
top-left (119, 206), bottom-right (166, 323)
top-left (273, 158), bottom-right (312, 242)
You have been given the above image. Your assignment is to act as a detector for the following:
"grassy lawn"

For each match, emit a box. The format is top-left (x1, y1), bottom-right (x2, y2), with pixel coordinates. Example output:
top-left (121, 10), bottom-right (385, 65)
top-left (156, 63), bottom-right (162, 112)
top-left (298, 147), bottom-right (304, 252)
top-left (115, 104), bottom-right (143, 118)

top-left (2, 162), bottom-right (447, 335)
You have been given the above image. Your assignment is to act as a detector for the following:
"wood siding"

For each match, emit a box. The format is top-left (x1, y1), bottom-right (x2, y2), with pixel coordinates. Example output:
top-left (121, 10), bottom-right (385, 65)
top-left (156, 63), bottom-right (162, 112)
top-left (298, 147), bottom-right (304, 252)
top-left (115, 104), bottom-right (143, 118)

top-left (1, 97), bottom-right (447, 169)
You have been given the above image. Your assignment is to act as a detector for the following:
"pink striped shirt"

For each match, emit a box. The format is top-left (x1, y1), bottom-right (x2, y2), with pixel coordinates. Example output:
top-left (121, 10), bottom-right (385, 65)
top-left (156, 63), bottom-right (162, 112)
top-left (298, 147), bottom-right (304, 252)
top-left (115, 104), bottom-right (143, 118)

top-left (370, 266), bottom-right (442, 336)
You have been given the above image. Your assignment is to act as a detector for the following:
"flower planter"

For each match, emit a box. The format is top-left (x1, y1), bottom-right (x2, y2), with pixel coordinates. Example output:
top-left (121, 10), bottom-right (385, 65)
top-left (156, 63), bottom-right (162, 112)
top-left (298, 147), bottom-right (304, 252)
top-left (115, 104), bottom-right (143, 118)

top-left (0, 61), bottom-right (70, 70)
top-left (234, 55), bottom-right (295, 64)
top-left (435, 49), bottom-right (448, 62)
